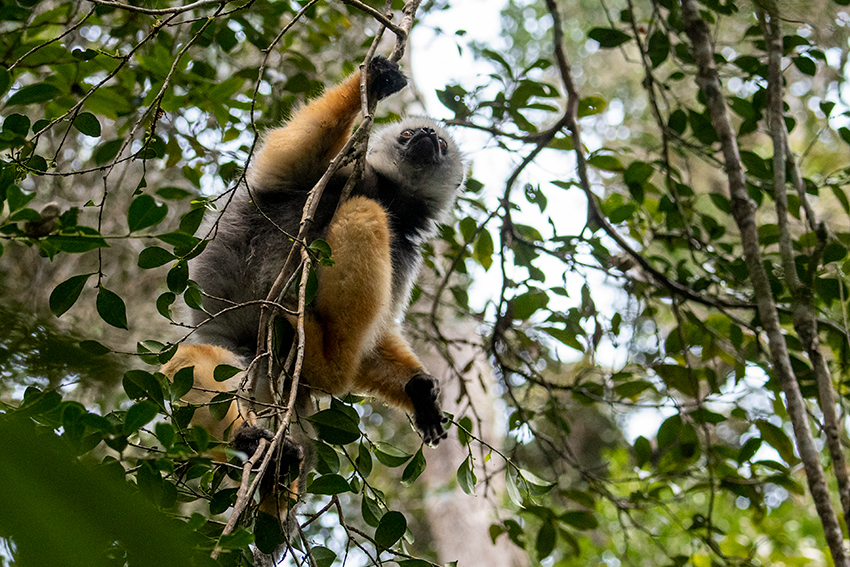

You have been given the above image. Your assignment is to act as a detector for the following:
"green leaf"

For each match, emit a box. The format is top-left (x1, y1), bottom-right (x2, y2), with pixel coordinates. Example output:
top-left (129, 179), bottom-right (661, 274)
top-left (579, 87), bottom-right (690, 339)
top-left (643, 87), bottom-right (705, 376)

top-left (457, 415), bottom-right (473, 446)
top-left (588, 154), bottom-right (624, 172)
top-left (97, 287), bottom-right (128, 330)
top-left (178, 207), bottom-right (205, 236)
top-left (128, 194), bottom-right (168, 232)
top-left (756, 420), bottom-right (798, 465)
top-left (560, 510), bottom-right (599, 530)
top-left (307, 408), bottom-right (361, 445)
top-left (156, 292), bottom-right (176, 319)
top-left (505, 466), bottom-right (524, 508)
top-left (578, 96), bottom-right (607, 117)
top-left (49, 273), bottom-right (93, 317)
top-left (213, 364), bottom-right (242, 382)
top-left (824, 242), bottom-right (847, 264)
top-left (373, 443), bottom-right (412, 467)
top-left (7, 83), bottom-right (61, 106)
top-left (138, 246), bottom-right (176, 269)
top-left (401, 447), bottom-right (426, 486)
top-left (668, 109), bottom-right (687, 134)
top-left (647, 30), bottom-right (671, 67)
top-left (73, 112), bottom-right (101, 137)
top-left (311, 546), bottom-right (337, 567)
top-left (624, 161), bottom-right (654, 184)
top-left (124, 400), bottom-right (159, 434)
top-left (94, 139), bottom-right (124, 165)
top-left (0, 68), bottom-right (11, 98)
top-left (512, 290), bottom-right (549, 320)
top-left (634, 436), bottom-right (652, 467)
top-left (689, 110), bottom-right (719, 144)
top-left (171, 366), bottom-right (195, 399)
top-left (709, 192), bottom-right (730, 213)
top-left (123, 370), bottom-right (164, 407)
top-left (3, 113), bottom-right (30, 136)
top-left (254, 512), bottom-right (286, 554)
top-left (831, 185), bottom-right (850, 214)
top-left (588, 27), bottom-right (631, 48)
top-left (536, 520), bottom-right (556, 560)
top-left (79, 340), bottom-right (110, 355)
top-left (310, 441), bottom-right (337, 476)
top-left (617, 378), bottom-right (656, 399)
top-left (374, 511), bottom-right (406, 548)
top-left (167, 261), bottom-right (189, 294)
top-left (308, 474), bottom-right (351, 495)
top-left (217, 527), bottom-right (252, 550)
top-left (355, 441), bottom-right (372, 478)
top-left (473, 229), bottom-right (494, 270)
top-left (792, 56), bottom-right (816, 76)
top-left (156, 186), bottom-right (192, 200)
top-left (457, 456), bottom-right (477, 495)
top-left (6, 185), bottom-right (35, 212)
top-left (208, 392), bottom-right (234, 422)
top-left (362, 495), bottom-right (383, 527)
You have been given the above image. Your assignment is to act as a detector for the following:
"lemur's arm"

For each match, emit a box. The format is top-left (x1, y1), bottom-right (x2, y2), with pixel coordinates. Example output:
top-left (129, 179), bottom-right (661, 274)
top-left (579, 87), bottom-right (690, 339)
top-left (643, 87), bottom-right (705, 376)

top-left (248, 57), bottom-right (407, 194)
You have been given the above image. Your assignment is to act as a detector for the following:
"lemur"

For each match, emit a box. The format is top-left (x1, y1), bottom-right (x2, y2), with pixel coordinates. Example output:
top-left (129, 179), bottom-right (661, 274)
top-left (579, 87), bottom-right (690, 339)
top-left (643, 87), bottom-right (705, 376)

top-left (160, 56), bottom-right (464, 527)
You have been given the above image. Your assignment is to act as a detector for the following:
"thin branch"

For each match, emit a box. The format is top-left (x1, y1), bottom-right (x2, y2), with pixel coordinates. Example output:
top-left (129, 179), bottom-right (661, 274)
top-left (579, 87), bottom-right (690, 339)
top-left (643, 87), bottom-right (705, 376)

top-left (212, 437), bottom-right (269, 559)
top-left (85, 0), bottom-right (235, 15)
top-left (9, 6), bottom-right (97, 71)
top-left (759, 7), bottom-right (850, 531)
top-left (389, 0), bottom-right (422, 63)
top-left (340, 0), bottom-right (403, 36)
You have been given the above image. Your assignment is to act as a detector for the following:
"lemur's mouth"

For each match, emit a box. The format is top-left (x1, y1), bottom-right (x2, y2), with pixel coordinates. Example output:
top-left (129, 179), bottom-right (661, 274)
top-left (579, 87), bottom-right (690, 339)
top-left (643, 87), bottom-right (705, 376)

top-left (405, 129), bottom-right (441, 165)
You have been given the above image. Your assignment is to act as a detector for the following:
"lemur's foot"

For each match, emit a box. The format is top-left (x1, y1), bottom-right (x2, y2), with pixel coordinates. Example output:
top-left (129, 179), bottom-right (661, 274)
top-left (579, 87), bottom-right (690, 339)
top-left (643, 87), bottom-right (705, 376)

top-left (405, 374), bottom-right (449, 445)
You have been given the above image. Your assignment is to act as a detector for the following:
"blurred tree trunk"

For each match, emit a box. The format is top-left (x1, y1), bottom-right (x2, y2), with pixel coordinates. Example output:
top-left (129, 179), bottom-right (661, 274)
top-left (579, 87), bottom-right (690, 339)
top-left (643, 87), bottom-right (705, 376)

top-left (412, 305), bottom-right (528, 567)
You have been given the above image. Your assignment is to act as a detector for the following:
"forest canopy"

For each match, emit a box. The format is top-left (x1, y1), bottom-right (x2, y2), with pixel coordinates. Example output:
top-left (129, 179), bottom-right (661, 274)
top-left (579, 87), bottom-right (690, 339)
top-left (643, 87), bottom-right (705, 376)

top-left (3, 0), bottom-right (850, 566)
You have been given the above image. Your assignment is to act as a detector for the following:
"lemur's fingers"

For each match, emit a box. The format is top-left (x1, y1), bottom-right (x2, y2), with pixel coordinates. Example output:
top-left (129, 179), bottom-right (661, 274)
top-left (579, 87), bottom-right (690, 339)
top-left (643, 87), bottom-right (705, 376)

top-left (405, 373), bottom-right (448, 446)
top-left (367, 55), bottom-right (407, 101)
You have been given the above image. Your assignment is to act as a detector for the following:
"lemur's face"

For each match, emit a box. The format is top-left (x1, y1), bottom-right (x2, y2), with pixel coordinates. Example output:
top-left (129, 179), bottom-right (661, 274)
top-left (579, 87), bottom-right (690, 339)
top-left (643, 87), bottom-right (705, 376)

top-left (398, 127), bottom-right (450, 166)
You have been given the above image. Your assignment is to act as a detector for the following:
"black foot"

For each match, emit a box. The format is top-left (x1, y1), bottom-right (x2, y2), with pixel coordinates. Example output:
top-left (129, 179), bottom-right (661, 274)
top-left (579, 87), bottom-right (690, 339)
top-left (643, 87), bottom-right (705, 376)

top-left (404, 374), bottom-right (448, 445)
top-left (231, 424), bottom-right (304, 480)
top-left (368, 55), bottom-right (407, 101)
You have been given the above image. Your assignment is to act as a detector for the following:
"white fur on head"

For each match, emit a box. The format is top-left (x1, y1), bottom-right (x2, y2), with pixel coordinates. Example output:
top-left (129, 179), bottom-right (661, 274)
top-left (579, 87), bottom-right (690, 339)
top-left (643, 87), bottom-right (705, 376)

top-left (368, 117), bottom-right (466, 219)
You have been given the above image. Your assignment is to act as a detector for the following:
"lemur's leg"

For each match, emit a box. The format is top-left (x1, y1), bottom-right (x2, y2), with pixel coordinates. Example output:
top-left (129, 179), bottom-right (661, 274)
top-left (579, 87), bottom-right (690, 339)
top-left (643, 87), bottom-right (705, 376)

top-left (352, 332), bottom-right (448, 445)
top-left (295, 196), bottom-right (394, 395)
top-left (159, 344), bottom-right (244, 443)
top-left (159, 345), bottom-right (305, 525)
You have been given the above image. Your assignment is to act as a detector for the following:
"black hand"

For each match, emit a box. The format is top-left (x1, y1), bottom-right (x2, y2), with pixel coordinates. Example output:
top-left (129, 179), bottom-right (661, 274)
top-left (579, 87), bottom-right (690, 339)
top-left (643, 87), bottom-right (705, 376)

top-left (405, 373), bottom-right (449, 445)
top-left (368, 55), bottom-right (407, 101)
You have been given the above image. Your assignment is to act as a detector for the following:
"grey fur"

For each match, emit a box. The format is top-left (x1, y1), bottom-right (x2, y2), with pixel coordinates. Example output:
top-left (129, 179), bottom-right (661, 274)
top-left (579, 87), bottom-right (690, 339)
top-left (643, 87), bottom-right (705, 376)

top-left (191, 118), bottom-right (465, 359)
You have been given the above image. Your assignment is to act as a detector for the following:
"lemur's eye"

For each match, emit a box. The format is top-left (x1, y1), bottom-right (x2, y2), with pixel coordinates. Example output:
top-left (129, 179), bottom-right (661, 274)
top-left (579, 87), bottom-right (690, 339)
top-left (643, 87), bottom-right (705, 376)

top-left (400, 129), bottom-right (415, 138)
top-left (438, 137), bottom-right (448, 152)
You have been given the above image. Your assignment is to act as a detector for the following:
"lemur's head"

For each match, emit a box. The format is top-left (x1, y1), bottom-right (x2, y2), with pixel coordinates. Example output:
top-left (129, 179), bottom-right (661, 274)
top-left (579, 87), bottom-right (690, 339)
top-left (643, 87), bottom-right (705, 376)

top-left (369, 117), bottom-right (465, 215)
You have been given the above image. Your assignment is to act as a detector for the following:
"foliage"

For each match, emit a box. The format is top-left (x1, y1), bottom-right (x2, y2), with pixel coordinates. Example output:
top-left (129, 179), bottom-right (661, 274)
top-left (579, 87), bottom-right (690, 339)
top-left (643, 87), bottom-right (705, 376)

top-left (4, 0), bottom-right (850, 566)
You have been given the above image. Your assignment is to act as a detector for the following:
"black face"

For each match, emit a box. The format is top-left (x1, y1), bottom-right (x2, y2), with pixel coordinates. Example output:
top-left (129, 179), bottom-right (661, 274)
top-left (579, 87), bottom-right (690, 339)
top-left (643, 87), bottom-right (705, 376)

top-left (398, 127), bottom-right (449, 165)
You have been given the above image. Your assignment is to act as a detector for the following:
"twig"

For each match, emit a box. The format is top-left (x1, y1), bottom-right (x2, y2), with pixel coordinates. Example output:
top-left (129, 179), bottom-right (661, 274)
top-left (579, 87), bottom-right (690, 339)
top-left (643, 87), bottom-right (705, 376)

top-left (85, 0), bottom-right (235, 15)
top-left (389, 0), bottom-right (422, 63)
top-left (9, 6), bottom-right (97, 71)
top-left (212, 437), bottom-right (269, 559)
top-left (340, 0), bottom-right (403, 36)
top-left (211, 255), bottom-right (313, 557)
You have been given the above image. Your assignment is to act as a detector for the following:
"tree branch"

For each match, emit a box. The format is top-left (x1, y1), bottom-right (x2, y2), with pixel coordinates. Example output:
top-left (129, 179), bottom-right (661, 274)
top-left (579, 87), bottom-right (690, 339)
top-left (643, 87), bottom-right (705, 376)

top-left (681, 1), bottom-right (849, 564)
